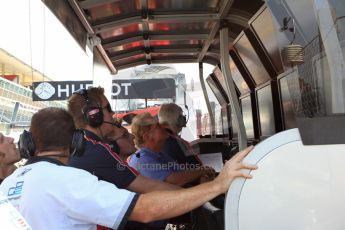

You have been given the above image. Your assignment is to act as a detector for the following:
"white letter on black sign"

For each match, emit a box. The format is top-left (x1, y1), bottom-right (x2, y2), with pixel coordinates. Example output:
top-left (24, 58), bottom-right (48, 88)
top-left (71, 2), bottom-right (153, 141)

top-left (113, 83), bottom-right (121, 96)
top-left (58, 85), bottom-right (69, 98)
top-left (121, 83), bottom-right (131, 95)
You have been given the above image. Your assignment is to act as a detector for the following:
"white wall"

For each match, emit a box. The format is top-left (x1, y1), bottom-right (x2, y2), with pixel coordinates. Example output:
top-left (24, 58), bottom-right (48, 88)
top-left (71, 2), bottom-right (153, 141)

top-left (0, 0), bottom-right (93, 81)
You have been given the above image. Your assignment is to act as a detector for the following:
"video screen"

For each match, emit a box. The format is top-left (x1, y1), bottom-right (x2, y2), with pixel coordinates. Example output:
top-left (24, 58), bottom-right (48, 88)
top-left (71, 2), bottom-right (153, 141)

top-left (213, 66), bottom-right (229, 97)
top-left (229, 56), bottom-right (250, 95)
top-left (241, 96), bottom-right (254, 138)
top-left (256, 84), bottom-right (275, 137)
top-left (250, 7), bottom-right (284, 74)
top-left (206, 75), bottom-right (228, 106)
top-left (279, 73), bottom-right (297, 129)
top-left (221, 105), bottom-right (230, 136)
top-left (235, 33), bottom-right (271, 86)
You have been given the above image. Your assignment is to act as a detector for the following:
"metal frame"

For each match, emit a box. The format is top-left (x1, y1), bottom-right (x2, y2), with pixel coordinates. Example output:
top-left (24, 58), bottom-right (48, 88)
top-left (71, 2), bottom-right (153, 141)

top-left (79, 0), bottom-right (120, 9)
top-left (199, 63), bottom-right (216, 137)
top-left (220, 27), bottom-right (248, 150)
top-left (68, 0), bottom-right (117, 74)
top-left (197, 0), bottom-right (236, 62)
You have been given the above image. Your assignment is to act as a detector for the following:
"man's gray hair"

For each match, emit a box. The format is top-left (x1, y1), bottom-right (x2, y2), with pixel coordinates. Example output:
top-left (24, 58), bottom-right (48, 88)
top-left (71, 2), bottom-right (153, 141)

top-left (158, 103), bottom-right (183, 127)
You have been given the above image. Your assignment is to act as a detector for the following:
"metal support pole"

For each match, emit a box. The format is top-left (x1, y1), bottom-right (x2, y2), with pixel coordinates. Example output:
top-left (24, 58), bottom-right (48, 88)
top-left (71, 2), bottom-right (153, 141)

top-left (198, 62), bottom-right (216, 137)
top-left (219, 27), bottom-right (247, 150)
top-left (10, 102), bottom-right (20, 128)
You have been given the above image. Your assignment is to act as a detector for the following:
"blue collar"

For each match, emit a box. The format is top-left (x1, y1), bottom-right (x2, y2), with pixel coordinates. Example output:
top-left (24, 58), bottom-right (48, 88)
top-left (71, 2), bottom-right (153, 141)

top-left (136, 147), bottom-right (162, 158)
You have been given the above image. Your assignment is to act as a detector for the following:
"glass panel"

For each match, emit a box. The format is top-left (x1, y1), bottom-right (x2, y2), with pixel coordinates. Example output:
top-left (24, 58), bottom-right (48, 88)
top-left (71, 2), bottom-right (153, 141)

top-left (100, 24), bottom-right (143, 40)
top-left (149, 22), bottom-right (212, 33)
top-left (148, 0), bottom-right (219, 12)
top-left (87, 0), bottom-right (140, 21)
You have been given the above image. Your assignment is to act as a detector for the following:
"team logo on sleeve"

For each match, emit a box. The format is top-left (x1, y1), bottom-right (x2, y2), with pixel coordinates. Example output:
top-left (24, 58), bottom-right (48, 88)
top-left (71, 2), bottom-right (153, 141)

top-left (8, 181), bottom-right (24, 197)
top-left (17, 168), bottom-right (32, 177)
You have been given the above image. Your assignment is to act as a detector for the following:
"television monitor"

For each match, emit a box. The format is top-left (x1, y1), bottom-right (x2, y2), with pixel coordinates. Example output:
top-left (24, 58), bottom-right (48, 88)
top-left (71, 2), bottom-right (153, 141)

top-left (227, 57), bottom-right (251, 95)
top-left (234, 32), bottom-right (271, 86)
top-left (221, 105), bottom-right (231, 137)
top-left (240, 96), bottom-right (255, 139)
top-left (279, 71), bottom-right (298, 129)
top-left (229, 105), bottom-right (239, 140)
top-left (249, 6), bottom-right (284, 74)
top-left (256, 84), bottom-right (275, 137)
top-left (206, 75), bottom-right (228, 106)
top-left (213, 66), bottom-right (229, 96)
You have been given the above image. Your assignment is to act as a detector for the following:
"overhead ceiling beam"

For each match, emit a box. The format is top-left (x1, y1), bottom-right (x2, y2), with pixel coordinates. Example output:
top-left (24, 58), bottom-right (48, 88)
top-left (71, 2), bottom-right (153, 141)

top-left (226, 14), bottom-right (249, 28)
top-left (208, 48), bottom-right (220, 54)
top-left (67, 0), bottom-right (117, 74)
top-left (153, 58), bottom-right (198, 64)
top-left (197, 22), bottom-right (220, 62)
top-left (110, 49), bottom-right (144, 61)
top-left (151, 13), bottom-right (218, 23)
top-left (95, 13), bottom-right (219, 33)
top-left (79, 0), bottom-right (121, 9)
top-left (152, 47), bottom-right (201, 53)
top-left (117, 57), bottom-right (200, 69)
top-left (197, 0), bottom-right (235, 62)
top-left (103, 34), bottom-right (209, 49)
top-left (94, 16), bottom-right (142, 33)
top-left (93, 11), bottom-right (250, 33)
top-left (151, 34), bottom-right (209, 40)
top-left (117, 60), bottom-right (148, 70)
top-left (103, 36), bottom-right (143, 49)
top-left (203, 58), bottom-right (219, 66)
top-left (110, 45), bottom-right (202, 61)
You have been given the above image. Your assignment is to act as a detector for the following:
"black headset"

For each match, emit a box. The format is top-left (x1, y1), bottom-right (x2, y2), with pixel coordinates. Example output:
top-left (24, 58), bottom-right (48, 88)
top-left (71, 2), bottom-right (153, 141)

top-left (18, 129), bottom-right (85, 159)
top-left (176, 114), bottom-right (187, 128)
top-left (73, 88), bottom-right (104, 127)
top-left (176, 105), bottom-right (189, 128)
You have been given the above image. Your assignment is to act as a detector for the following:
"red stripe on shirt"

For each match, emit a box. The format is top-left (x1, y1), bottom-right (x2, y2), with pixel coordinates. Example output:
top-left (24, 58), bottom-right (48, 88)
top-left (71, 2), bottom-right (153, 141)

top-left (97, 225), bottom-right (108, 230)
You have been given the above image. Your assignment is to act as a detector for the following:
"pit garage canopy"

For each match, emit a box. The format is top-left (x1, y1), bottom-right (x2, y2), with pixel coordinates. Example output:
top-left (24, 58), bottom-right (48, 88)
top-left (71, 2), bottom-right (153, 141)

top-left (51, 0), bottom-right (265, 73)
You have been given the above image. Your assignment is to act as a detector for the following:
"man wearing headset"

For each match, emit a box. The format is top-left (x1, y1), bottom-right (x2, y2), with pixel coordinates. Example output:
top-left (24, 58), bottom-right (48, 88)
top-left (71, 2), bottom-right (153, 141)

top-left (158, 103), bottom-right (202, 167)
top-left (0, 107), bottom-right (257, 229)
top-left (68, 87), bottom-right (180, 193)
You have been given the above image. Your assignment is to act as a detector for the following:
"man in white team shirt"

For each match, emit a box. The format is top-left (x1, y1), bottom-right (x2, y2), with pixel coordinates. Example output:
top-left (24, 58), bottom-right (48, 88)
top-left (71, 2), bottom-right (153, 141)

top-left (0, 137), bottom-right (31, 229)
top-left (0, 107), bottom-right (257, 230)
